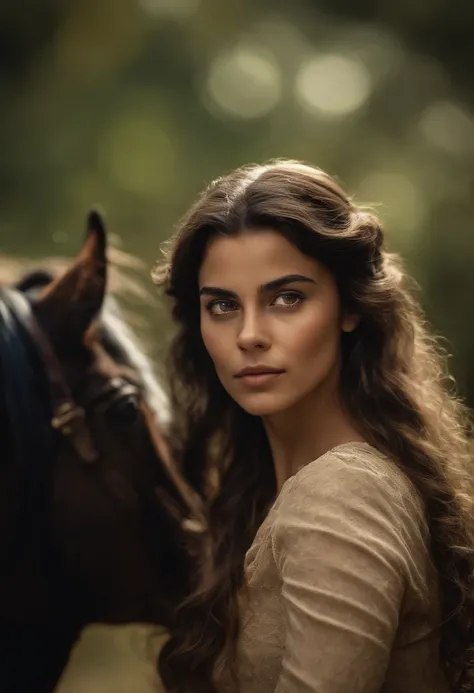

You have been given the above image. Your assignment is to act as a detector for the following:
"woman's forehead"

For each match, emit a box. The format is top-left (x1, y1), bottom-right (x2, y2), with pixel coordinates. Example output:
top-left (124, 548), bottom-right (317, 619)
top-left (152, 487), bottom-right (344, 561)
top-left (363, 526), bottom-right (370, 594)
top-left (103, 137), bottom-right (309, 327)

top-left (199, 229), bottom-right (321, 286)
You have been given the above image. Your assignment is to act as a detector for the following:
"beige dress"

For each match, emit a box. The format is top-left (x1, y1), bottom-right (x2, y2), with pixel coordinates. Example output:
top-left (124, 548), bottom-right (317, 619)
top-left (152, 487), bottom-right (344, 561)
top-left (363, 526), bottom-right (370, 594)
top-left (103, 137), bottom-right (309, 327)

top-left (220, 442), bottom-right (451, 693)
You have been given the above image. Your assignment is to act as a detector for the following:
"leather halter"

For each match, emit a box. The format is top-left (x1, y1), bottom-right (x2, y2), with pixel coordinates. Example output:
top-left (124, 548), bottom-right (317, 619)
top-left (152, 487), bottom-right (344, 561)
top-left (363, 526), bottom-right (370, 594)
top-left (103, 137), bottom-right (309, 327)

top-left (2, 288), bottom-right (99, 463)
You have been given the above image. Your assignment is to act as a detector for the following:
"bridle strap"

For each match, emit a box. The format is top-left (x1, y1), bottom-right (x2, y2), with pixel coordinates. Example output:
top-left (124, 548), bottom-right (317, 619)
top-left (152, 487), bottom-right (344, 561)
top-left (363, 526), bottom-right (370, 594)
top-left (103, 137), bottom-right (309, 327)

top-left (1, 289), bottom-right (99, 463)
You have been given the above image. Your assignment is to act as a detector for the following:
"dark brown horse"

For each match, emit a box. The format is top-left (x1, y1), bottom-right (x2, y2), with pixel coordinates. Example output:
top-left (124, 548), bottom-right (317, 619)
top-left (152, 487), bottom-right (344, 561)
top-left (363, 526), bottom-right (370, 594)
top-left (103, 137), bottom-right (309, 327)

top-left (0, 212), bottom-right (202, 693)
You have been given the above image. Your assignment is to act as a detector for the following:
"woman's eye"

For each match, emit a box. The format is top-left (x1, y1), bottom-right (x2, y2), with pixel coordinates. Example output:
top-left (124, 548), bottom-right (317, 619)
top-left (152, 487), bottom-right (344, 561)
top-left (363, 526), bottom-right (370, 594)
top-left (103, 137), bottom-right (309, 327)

top-left (272, 292), bottom-right (303, 308)
top-left (207, 300), bottom-right (238, 316)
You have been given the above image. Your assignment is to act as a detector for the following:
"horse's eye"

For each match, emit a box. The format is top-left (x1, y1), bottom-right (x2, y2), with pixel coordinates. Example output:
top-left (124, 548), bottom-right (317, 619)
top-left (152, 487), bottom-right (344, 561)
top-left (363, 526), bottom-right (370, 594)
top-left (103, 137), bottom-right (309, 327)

top-left (108, 394), bottom-right (141, 424)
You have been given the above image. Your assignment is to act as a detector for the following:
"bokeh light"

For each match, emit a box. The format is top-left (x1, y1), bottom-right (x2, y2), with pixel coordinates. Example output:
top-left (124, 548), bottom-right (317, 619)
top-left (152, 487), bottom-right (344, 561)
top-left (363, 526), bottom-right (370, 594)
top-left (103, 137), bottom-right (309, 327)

top-left (420, 100), bottom-right (474, 155)
top-left (295, 53), bottom-right (372, 117)
top-left (205, 44), bottom-right (282, 119)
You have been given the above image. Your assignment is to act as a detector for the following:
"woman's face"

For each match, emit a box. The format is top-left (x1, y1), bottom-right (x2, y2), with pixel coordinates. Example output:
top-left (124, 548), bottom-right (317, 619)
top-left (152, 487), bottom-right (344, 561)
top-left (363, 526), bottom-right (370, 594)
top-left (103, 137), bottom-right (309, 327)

top-left (198, 229), bottom-right (357, 417)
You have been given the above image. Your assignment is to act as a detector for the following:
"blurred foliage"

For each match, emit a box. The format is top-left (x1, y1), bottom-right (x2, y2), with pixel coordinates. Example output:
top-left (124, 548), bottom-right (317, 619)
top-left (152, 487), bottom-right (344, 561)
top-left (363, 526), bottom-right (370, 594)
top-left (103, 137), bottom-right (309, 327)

top-left (1, 0), bottom-right (474, 689)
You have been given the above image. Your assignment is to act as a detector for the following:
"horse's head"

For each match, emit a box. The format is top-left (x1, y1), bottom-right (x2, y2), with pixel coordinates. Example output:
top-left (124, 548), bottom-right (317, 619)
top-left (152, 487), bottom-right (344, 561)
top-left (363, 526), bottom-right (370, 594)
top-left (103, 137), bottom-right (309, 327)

top-left (0, 212), bottom-right (201, 627)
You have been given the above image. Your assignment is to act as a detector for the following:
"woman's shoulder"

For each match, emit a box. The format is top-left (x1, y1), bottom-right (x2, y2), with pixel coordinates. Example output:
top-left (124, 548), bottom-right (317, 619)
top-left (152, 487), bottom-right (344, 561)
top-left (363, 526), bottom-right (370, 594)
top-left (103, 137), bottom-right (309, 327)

top-left (274, 441), bottom-right (427, 533)
top-left (283, 441), bottom-right (418, 495)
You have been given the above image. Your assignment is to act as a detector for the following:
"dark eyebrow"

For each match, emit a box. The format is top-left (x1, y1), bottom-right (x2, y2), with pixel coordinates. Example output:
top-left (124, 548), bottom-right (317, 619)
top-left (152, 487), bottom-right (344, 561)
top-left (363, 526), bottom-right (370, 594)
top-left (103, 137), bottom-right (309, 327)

top-left (199, 274), bottom-right (316, 299)
top-left (261, 274), bottom-right (316, 292)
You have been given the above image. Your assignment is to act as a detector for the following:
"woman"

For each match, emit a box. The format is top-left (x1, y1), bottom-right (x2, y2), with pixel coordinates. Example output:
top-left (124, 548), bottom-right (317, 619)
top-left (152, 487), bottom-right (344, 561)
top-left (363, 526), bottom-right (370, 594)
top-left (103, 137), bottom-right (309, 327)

top-left (153, 160), bottom-right (474, 693)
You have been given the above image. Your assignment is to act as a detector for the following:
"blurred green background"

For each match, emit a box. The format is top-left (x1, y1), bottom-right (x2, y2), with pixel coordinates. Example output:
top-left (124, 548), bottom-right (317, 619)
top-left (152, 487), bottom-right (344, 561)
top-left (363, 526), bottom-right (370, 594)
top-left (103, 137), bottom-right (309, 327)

top-left (1, 0), bottom-right (473, 690)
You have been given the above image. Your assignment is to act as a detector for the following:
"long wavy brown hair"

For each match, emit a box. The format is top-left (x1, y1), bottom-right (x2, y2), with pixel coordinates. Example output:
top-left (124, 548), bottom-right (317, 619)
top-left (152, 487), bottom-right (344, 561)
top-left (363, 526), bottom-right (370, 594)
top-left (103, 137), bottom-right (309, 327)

top-left (153, 159), bottom-right (474, 693)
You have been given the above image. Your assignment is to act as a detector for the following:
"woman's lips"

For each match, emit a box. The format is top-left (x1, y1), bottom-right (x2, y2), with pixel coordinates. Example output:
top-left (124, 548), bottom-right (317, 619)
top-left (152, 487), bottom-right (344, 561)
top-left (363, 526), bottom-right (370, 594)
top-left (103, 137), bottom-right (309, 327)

top-left (236, 371), bottom-right (284, 387)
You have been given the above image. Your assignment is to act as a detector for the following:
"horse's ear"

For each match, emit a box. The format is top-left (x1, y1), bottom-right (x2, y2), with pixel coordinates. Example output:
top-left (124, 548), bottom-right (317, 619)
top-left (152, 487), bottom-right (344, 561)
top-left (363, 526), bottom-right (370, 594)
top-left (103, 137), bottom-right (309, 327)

top-left (36, 210), bottom-right (107, 346)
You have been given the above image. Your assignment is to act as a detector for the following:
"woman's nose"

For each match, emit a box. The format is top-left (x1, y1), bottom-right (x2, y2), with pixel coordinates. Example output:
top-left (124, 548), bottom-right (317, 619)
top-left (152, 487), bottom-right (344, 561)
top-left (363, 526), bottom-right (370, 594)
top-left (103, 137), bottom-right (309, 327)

top-left (236, 311), bottom-right (271, 352)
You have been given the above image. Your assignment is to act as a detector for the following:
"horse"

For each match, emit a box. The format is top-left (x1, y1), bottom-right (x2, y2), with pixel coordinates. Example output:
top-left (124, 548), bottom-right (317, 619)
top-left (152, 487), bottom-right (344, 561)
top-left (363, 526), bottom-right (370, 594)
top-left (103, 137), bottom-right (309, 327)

top-left (0, 211), bottom-right (203, 693)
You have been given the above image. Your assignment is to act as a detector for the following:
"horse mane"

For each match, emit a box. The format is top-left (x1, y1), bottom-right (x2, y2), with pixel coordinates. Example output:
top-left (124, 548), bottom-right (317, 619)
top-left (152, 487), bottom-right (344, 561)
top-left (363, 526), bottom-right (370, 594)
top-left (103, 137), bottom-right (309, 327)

top-left (99, 297), bottom-right (171, 425)
top-left (0, 287), bottom-right (56, 563)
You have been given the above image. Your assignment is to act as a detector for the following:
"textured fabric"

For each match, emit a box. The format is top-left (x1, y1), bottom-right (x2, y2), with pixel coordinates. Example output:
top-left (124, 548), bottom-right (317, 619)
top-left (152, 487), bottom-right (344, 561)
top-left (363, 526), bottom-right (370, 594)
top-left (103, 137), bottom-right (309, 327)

top-left (218, 442), bottom-right (451, 693)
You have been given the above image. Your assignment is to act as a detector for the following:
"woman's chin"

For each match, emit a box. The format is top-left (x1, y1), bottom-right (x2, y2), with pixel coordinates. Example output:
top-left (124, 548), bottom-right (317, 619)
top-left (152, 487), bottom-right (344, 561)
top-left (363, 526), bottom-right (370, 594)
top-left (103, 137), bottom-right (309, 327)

top-left (236, 395), bottom-right (289, 418)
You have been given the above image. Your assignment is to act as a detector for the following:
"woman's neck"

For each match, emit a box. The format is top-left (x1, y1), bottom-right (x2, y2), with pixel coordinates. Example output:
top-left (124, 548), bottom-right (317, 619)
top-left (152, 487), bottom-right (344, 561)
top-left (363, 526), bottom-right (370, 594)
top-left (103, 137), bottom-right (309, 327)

top-left (263, 381), bottom-right (364, 492)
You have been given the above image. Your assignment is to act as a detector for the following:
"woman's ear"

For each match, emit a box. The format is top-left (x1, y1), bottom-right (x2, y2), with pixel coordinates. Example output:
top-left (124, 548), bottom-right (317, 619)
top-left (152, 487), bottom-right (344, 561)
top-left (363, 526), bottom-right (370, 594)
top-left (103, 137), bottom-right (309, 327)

top-left (341, 313), bottom-right (360, 333)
